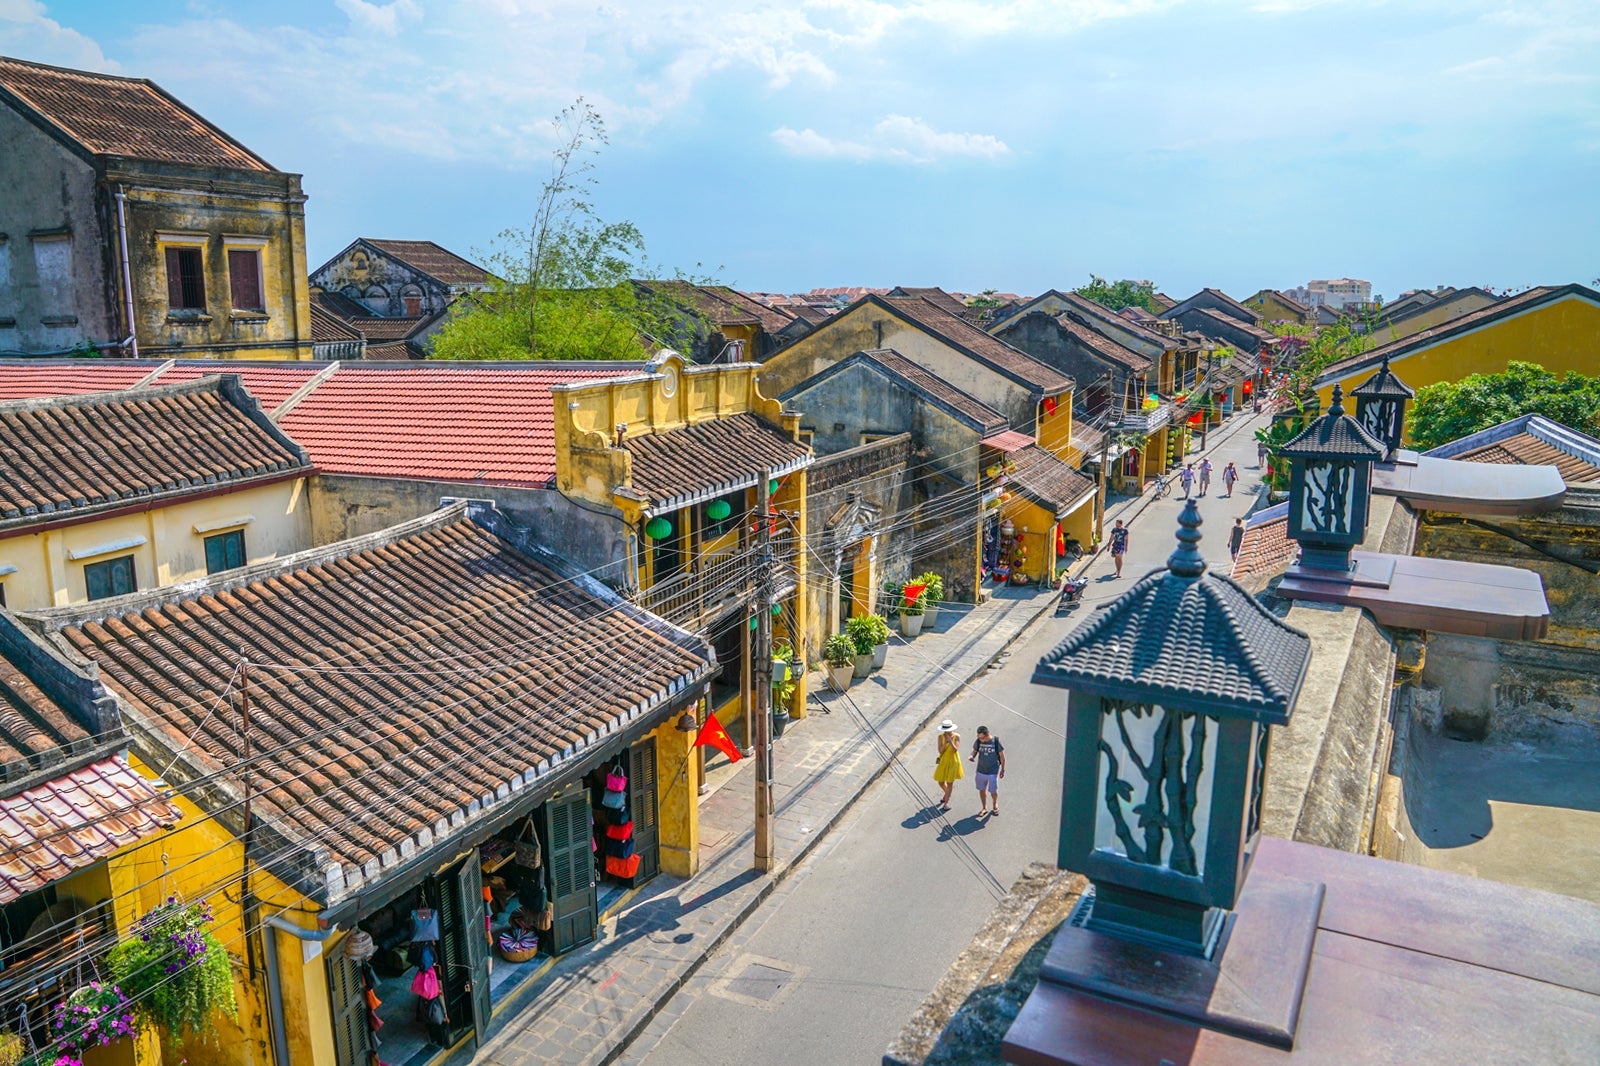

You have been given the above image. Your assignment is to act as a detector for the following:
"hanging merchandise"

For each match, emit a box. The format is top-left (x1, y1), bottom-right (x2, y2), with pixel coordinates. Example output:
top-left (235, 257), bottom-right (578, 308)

top-left (600, 787), bottom-right (627, 810)
top-left (345, 930), bottom-right (376, 960)
top-left (604, 819), bottom-right (634, 841)
top-left (513, 822), bottom-right (542, 868)
top-left (604, 763), bottom-right (628, 792)
top-left (497, 929), bottom-right (539, 963)
top-left (605, 854), bottom-right (642, 879)
top-left (410, 966), bottom-right (440, 1001)
top-left (605, 804), bottom-right (631, 826)
top-left (604, 836), bottom-right (636, 860)
top-left (409, 905), bottom-right (439, 944)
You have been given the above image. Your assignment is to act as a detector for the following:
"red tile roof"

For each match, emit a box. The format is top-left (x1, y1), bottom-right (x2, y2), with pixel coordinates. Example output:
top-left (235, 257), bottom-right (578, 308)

top-left (981, 430), bottom-right (1035, 452)
top-left (309, 303), bottom-right (365, 344)
top-left (0, 364), bottom-right (156, 399)
top-left (1230, 504), bottom-right (1296, 590)
top-left (0, 757), bottom-right (179, 904)
top-left (362, 239), bottom-right (491, 287)
top-left (155, 364), bottom-right (322, 410)
top-left (40, 505), bottom-right (711, 896)
top-left (276, 365), bottom-right (619, 485)
top-left (0, 55), bottom-right (272, 171)
top-left (0, 376), bottom-right (310, 531)
top-left (622, 412), bottom-right (811, 510)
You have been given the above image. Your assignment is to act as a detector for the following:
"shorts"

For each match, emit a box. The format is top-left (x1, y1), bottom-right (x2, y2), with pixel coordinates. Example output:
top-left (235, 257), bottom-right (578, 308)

top-left (975, 772), bottom-right (999, 793)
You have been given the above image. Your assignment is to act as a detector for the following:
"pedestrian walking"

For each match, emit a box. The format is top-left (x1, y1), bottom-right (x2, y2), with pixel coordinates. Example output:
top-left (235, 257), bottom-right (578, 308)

top-left (969, 726), bottom-right (1005, 816)
top-left (1230, 517), bottom-right (1245, 561)
top-left (1222, 461), bottom-right (1238, 497)
top-left (1108, 519), bottom-right (1129, 578)
top-left (933, 720), bottom-right (963, 811)
top-left (1198, 457), bottom-right (1213, 496)
top-left (1180, 463), bottom-right (1196, 499)
top-left (1256, 441), bottom-right (1268, 469)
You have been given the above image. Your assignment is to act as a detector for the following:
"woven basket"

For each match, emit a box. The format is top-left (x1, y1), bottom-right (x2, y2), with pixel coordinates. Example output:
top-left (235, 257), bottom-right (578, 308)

top-left (497, 931), bottom-right (539, 963)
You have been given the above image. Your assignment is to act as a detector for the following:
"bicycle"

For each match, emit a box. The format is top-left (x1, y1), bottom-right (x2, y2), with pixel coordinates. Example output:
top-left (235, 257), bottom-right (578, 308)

top-left (1153, 471), bottom-right (1174, 498)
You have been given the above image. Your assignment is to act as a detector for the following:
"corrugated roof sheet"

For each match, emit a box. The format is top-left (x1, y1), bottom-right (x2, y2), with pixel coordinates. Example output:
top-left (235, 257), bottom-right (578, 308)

top-left (0, 757), bottom-right (179, 904)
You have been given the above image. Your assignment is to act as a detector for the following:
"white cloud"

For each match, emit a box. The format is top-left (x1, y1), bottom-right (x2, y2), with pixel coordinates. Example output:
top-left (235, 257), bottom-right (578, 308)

top-left (334, 0), bottom-right (421, 37)
top-left (772, 114), bottom-right (1010, 163)
top-left (0, 0), bottom-right (114, 69)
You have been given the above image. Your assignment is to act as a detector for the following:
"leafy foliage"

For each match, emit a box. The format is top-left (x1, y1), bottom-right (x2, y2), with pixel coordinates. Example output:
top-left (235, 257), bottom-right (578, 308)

top-left (50, 982), bottom-right (137, 1064)
top-left (915, 571), bottom-right (945, 605)
top-left (1408, 362), bottom-right (1600, 450)
top-left (1269, 317), bottom-right (1373, 405)
top-left (822, 632), bottom-right (856, 667)
top-left (1254, 416), bottom-right (1307, 492)
top-left (431, 99), bottom-right (717, 361)
top-left (845, 614), bottom-right (889, 654)
top-left (1074, 276), bottom-right (1160, 313)
top-left (108, 897), bottom-right (236, 1044)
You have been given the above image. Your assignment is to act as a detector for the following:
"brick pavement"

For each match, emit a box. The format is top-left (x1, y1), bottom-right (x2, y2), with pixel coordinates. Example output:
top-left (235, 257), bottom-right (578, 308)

top-left (463, 585), bottom-right (1065, 1066)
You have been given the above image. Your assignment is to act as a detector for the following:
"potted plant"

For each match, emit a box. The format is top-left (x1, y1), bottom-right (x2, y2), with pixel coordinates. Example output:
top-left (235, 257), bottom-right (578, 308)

top-left (845, 616), bottom-right (877, 678)
top-left (823, 633), bottom-right (856, 691)
top-left (49, 982), bottom-right (137, 1065)
top-left (900, 580), bottom-right (928, 637)
top-left (863, 613), bottom-right (891, 669)
top-left (917, 572), bottom-right (945, 628)
top-left (109, 896), bottom-right (237, 1044)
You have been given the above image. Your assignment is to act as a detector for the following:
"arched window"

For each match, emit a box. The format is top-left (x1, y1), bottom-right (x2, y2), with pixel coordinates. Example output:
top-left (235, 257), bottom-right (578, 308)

top-left (362, 285), bottom-right (389, 314)
top-left (401, 285), bottom-right (425, 317)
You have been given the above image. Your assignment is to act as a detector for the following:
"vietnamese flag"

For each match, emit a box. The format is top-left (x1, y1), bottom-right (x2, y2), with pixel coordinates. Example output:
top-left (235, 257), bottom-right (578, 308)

top-left (694, 713), bottom-right (743, 762)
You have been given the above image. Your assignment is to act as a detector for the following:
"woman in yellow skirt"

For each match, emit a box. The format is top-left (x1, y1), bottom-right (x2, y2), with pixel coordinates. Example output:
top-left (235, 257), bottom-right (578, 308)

top-left (933, 720), bottom-right (964, 811)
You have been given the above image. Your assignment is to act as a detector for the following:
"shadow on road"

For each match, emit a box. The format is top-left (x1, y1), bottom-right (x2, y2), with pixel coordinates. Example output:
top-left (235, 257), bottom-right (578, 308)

top-left (936, 814), bottom-right (990, 840)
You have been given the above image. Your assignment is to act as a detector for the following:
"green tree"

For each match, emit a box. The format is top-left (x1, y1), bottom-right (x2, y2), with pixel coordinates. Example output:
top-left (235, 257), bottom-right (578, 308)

top-left (1074, 275), bottom-right (1159, 313)
top-left (432, 99), bottom-right (715, 361)
top-left (1408, 362), bottom-right (1600, 450)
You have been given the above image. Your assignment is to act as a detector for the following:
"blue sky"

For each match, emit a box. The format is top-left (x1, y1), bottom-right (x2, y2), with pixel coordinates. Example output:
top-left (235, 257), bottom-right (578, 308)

top-left (6, 0), bottom-right (1597, 300)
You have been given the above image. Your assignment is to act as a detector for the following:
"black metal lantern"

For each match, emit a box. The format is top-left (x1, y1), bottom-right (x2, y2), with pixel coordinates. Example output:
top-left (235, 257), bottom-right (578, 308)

top-left (1281, 385), bottom-right (1386, 572)
top-left (1350, 354), bottom-right (1415, 461)
top-left (1033, 502), bottom-right (1310, 957)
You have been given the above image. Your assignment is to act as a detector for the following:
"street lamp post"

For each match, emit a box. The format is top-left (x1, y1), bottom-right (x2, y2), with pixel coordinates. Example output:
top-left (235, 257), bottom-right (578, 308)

top-left (1281, 384), bottom-right (1385, 573)
top-left (1350, 354), bottom-right (1416, 462)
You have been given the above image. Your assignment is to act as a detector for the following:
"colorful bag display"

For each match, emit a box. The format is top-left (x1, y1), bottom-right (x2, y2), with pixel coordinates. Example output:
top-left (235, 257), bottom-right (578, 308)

top-left (604, 836), bottom-right (635, 860)
top-left (604, 765), bottom-right (628, 791)
top-left (512, 821), bottom-right (542, 868)
top-left (410, 907), bottom-right (440, 943)
top-left (410, 967), bottom-right (441, 1000)
top-left (605, 853), bottom-right (641, 879)
top-left (600, 788), bottom-right (627, 811)
top-left (604, 820), bottom-right (633, 841)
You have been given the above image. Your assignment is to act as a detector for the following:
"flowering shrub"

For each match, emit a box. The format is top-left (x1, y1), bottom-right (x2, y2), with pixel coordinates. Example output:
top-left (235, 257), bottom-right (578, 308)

top-left (50, 982), bottom-right (137, 1063)
top-left (108, 897), bottom-right (236, 1043)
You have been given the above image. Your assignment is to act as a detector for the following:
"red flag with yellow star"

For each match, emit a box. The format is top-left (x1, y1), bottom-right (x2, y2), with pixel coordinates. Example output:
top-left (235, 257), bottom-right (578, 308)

top-left (694, 713), bottom-right (743, 762)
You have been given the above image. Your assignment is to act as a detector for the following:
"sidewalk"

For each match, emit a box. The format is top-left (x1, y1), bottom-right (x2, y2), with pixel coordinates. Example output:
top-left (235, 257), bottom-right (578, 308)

top-left (471, 585), bottom-right (1066, 1066)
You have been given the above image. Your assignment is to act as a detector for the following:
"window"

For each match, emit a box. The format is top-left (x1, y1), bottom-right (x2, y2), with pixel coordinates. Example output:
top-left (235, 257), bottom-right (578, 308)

top-left (860, 432), bottom-right (893, 446)
top-left (31, 235), bottom-right (73, 320)
top-left (84, 555), bottom-right (136, 601)
top-left (798, 428), bottom-right (815, 448)
top-left (165, 246), bottom-right (206, 309)
top-left (403, 296), bottom-right (422, 316)
top-left (227, 249), bottom-right (263, 311)
top-left (204, 529), bottom-right (246, 574)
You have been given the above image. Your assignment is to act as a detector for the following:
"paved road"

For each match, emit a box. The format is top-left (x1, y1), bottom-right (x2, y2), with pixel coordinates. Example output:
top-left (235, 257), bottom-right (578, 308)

top-left (629, 413), bottom-right (1267, 1066)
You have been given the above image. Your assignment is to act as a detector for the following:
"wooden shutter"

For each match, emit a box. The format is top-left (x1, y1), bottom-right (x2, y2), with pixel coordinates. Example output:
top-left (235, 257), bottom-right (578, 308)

top-left (165, 247), bottom-right (185, 307)
top-left (451, 860), bottom-right (492, 1048)
top-left (229, 249), bottom-right (262, 310)
top-left (541, 790), bottom-right (596, 954)
top-left (326, 941), bottom-right (374, 1066)
top-left (629, 739), bottom-right (660, 885)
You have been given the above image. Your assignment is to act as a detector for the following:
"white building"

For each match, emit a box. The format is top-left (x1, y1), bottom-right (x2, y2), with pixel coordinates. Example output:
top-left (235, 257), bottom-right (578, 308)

top-left (1286, 278), bottom-right (1373, 310)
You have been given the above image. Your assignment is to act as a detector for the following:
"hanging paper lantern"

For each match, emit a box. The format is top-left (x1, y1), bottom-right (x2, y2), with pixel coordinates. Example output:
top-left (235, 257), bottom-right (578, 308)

top-left (645, 516), bottom-right (672, 540)
top-left (768, 478), bottom-right (781, 495)
top-left (750, 615), bottom-right (759, 631)
top-left (706, 499), bottom-right (732, 521)
top-left (771, 603), bottom-right (782, 617)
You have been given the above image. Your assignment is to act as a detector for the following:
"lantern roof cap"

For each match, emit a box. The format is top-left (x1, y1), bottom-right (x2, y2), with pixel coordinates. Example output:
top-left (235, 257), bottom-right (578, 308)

top-left (1281, 385), bottom-right (1386, 461)
top-left (1350, 354), bottom-right (1416, 401)
top-left (1032, 501), bottom-right (1311, 723)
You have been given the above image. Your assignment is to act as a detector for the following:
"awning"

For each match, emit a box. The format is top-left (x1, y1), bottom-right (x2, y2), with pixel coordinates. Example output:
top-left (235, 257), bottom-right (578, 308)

top-left (624, 412), bottom-right (813, 516)
top-left (0, 758), bottom-right (180, 904)
top-left (1005, 445), bottom-right (1097, 518)
top-left (981, 430), bottom-right (1035, 453)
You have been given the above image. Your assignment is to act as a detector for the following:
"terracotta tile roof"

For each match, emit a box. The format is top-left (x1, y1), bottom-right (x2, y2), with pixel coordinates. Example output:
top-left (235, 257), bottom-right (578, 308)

top-left (788, 305), bottom-right (833, 325)
top-left (1165, 288), bottom-right (1261, 325)
top-left (882, 296), bottom-right (1074, 395)
top-left (1229, 503), bottom-right (1296, 590)
top-left (1454, 434), bottom-right (1600, 483)
top-left (1150, 293), bottom-right (1176, 312)
top-left (1061, 293), bottom-right (1179, 351)
top-left (1054, 314), bottom-right (1153, 374)
top-left (622, 412), bottom-right (811, 511)
top-left (856, 349), bottom-right (1008, 435)
top-left (889, 287), bottom-right (970, 317)
top-left (1, 757), bottom-right (179, 904)
top-left (337, 315), bottom-right (429, 341)
top-left (1004, 444), bottom-right (1096, 515)
top-left (361, 239), bottom-right (491, 287)
top-left (154, 364), bottom-right (322, 410)
top-left (982, 430), bottom-right (1037, 452)
top-left (276, 364), bottom-right (624, 485)
top-left (0, 376), bottom-right (311, 531)
top-left (1318, 284), bottom-right (1600, 383)
top-left (0, 654), bottom-right (93, 770)
top-left (1185, 305), bottom-right (1275, 344)
top-left (713, 289), bottom-right (796, 333)
top-left (309, 303), bottom-right (365, 344)
top-left (362, 340), bottom-right (421, 361)
top-left (1035, 505), bottom-right (1311, 722)
top-left (0, 55), bottom-right (272, 171)
top-left (0, 364), bottom-right (156, 399)
top-left (37, 506), bottom-right (711, 899)
top-left (635, 281), bottom-right (761, 328)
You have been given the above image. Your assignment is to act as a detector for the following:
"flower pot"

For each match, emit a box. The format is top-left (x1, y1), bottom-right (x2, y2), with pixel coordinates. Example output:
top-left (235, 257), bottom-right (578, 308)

top-left (827, 662), bottom-right (854, 691)
top-left (871, 642), bottom-right (888, 670)
top-left (924, 604), bottom-right (940, 629)
top-left (852, 652), bottom-right (873, 679)
top-left (772, 708), bottom-right (790, 739)
top-left (900, 613), bottom-right (924, 638)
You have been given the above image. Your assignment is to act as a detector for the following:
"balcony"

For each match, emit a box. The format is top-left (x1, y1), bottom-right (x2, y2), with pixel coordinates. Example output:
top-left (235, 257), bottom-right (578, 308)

top-left (1120, 403), bottom-right (1172, 434)
top-left (634, 515), bottom-right (800, 634)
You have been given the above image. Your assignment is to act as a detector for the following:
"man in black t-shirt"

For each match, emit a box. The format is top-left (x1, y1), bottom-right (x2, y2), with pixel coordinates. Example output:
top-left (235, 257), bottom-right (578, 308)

top-left (969, 726), bottom-right (1006, 816)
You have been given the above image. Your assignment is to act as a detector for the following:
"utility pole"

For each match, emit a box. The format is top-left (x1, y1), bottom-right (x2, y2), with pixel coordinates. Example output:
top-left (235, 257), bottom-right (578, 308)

top-left (1096, 370), bottom-right (1114, 545)
top-left (753, 468), bottom-right (775, 873)
top-left (1200, 349), bottom-right (1216, 453)
top-left (239, 659), bottom-right (256, 972)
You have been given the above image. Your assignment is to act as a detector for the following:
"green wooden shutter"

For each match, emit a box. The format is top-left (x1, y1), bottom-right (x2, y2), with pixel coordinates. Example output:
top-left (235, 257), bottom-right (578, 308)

top-left (326, 941), bottom-right (374, 1066)
top-left (542, 790), bottom-right (597, 954)
top-left (629, 739), bottom-right (660, 885)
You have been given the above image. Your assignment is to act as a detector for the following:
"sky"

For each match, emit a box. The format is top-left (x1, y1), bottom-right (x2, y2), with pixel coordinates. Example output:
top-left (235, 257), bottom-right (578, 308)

top-left (5, 0), bottom-right (1598, 301)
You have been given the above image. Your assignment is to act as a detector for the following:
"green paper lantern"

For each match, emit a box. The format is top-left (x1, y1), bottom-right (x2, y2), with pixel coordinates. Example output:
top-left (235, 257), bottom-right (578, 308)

top-left (768, 478), bottom-right (780, 494)
top-left (707, 499), bottom-right (732, 521)
top-left (771, 603), bottom-right (782, 617)
top-left (750, 616), bottom-right (759, 631)
top-left (645, 516), bottom-right (673, 540)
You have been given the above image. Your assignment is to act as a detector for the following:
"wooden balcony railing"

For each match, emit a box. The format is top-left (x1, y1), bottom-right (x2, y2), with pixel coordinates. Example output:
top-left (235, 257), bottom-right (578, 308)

top-left (635, 512), bottom-right (799, 633)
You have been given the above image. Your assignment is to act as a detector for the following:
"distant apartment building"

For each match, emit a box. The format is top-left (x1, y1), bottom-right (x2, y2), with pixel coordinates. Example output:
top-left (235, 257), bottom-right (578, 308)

top-left (1286, 278), bottom-right (1373, 311)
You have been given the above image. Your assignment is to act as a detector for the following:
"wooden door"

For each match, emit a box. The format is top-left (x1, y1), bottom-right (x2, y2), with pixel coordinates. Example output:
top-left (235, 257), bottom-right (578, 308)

top-left (542, 789), bottom-right (597, 953)
top-left (326, 938), bottom-right (375, 1066)
top-left (629, 739), bottom-right (661, 886)
top-left (434, 864), bottom-right (482, 1048)
top-left (449, 859), bottom-right (492, 1048)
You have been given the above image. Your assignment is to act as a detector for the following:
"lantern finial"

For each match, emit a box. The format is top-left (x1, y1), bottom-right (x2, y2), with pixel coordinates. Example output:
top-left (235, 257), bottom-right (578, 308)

top-left (1328, 383), bottom-right (1346, 418)
top-left (1167, 498), bottom-right (1207, 579)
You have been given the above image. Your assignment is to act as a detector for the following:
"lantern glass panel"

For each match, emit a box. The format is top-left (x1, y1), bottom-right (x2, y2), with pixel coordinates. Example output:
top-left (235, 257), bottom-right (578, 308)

top-left (1093, 699), bottom-right (1218, 878)
top-left (1299, 460), bottom-right (1355, 536)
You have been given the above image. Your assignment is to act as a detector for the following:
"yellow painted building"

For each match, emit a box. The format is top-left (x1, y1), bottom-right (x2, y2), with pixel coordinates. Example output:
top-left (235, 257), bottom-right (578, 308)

top-left (1243, 289), bottom-right (1313, 326)
top-left (0, 377), bottom-right (315, 611)
top-left (553, 351), bottom-right (813, 772)
top-left (1316, 284), bottom-right (1600, 415)
top-left (1364, 287), bottom-right (1500, 345)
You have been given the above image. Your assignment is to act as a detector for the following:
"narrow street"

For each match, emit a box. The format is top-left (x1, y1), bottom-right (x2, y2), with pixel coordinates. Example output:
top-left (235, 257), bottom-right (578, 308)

top-left (626, 412), bottom-right (1268, 1066)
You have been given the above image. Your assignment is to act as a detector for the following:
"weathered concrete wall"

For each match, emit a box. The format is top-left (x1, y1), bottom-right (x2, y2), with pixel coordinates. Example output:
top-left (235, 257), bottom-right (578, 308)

top-left (311, 474), bottom-right (631, 586)
top-left (0, 103), bottom-right (115, 354)
top-left (311, 241), bottom-right (457, 317)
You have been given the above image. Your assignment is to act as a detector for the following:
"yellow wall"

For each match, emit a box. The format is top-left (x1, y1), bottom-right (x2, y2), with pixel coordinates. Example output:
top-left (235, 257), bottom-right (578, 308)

top-left (1369, 291), bottom-right (1499, 343)
top-left (1245, 291), bottom-right (1310, 325)
top-left (1318, 294), bottom-right (1600, 418)
top-left (0, 478), bottom-right (312, 609)
top-left (1036, 400), bottom-right (1076, 463)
